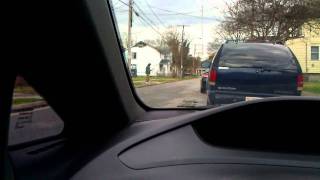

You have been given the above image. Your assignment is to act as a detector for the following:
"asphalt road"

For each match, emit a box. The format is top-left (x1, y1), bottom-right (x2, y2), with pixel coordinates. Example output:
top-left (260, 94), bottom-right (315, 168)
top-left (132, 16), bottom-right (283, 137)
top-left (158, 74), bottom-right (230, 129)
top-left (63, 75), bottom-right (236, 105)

top-left (136, 78), bottom-right (207, 108)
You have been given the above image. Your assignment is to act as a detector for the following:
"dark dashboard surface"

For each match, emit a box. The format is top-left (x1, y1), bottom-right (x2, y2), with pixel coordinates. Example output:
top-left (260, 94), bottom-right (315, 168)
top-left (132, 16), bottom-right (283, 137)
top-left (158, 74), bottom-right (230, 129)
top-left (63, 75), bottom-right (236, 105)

top-left (119, 126), bottom-right (320, 170)
top-left (70, 98), bottom-right (320, 180)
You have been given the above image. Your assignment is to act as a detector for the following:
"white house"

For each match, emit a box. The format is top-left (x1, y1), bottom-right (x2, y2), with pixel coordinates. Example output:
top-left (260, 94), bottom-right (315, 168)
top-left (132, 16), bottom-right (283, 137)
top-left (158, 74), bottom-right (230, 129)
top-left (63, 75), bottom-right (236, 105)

top-left (127, 41), bottom-right (172, 76)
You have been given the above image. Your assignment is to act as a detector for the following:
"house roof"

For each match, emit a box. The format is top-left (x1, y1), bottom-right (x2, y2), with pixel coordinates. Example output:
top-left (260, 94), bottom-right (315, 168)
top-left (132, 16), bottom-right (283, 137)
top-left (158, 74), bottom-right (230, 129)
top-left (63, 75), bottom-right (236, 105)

top-left (160, 59), bottom-right (171, 64)
top-left (133, 41), bottom-right (148, 48)
top-left (133, 41), bottom-right (160, 53)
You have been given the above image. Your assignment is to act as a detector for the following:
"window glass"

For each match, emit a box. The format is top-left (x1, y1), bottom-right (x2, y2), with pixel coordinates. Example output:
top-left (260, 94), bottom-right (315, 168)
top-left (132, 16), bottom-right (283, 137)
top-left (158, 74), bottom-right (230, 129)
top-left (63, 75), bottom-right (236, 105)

top-left (311, 46), bottom-right (319, 60)
top-left (219, 43), bottom-right (296, 69)
top-left (110, 0), bottom-right (320, 108)
top-left (9, 76), bottom-right (64, 146)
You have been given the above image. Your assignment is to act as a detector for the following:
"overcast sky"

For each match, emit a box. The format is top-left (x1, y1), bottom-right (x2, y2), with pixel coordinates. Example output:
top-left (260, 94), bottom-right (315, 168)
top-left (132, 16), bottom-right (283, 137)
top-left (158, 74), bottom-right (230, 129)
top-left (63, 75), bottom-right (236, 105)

top-left (111, 0), bottom-right (232, 59)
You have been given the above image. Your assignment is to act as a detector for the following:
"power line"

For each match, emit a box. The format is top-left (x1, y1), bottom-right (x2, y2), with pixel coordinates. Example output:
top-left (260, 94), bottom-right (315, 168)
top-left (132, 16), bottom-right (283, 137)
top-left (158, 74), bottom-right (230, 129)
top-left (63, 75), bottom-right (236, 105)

top-left (116, 1), bottom-right (220, 21)
top-left (144, 0), bottom-right (166, 28)
top-left (141, 12), bottom-right (194, 16)
top-left (117, 0), bottom-right (129, 6)
top-left (112, 0), bottom-right (121, 7)
top-left (133, 2), bottom-right (159, 29)
top-left (114, 4), bottom-right (126, 10)
top-left (166, 13), bottom-right (220, 21)
top-left (148, 6), bottom-right (221, 21)
top-left (116, 0), bottom-right (163, 38)
top-left (149, 6), bottom-right (198, 15)
top-left (110, 0), bottom-right (126, 11)
top-left (136, 14), bottom-right (164, 38)
top-left (113, 1), bottom-right (126, 9)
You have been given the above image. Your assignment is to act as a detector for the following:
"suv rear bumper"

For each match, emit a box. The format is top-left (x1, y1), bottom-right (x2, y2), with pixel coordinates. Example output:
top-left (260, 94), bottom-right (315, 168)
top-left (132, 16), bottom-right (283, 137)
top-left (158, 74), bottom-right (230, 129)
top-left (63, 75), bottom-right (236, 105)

top-left (207, 90), bottom-right (301, 106)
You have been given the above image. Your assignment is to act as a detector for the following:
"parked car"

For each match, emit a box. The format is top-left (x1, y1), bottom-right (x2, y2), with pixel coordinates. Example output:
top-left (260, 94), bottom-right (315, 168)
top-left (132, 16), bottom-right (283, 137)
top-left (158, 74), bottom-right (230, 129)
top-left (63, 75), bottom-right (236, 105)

top-left (200, 71), bottom-right (209, 93)
top-left (207, 42), bottom-right (303, 106)
top-left (200, 60), bottom-right (212, 93)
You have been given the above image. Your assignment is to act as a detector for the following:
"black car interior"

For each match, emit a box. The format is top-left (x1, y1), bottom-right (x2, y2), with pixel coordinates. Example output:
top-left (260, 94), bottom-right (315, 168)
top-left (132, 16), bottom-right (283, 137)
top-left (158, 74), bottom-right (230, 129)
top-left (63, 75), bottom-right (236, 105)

top-left (2, 0), bottom-right (320, 179)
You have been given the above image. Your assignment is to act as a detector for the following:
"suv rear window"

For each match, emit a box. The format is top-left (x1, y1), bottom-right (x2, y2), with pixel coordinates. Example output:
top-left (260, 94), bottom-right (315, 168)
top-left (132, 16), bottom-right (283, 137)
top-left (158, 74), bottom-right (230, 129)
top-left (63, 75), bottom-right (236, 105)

top-left (219, 43), bottom-right (296, 69)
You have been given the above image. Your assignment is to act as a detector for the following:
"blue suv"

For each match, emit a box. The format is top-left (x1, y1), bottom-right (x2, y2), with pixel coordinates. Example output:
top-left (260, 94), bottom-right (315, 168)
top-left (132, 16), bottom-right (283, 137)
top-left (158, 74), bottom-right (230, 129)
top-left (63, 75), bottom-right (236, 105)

top-left (207, 42), bottom-right (303, 106)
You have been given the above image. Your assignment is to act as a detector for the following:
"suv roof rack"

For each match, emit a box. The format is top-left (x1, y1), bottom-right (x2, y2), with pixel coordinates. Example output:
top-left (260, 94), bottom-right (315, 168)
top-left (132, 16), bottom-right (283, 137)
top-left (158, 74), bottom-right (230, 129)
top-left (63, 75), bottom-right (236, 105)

top-left (245, 39), bottom-right (285, 45)
top-left (225, 39), bottom-right (285, 45)
top-left (225, 40), bottom-right (244, 44)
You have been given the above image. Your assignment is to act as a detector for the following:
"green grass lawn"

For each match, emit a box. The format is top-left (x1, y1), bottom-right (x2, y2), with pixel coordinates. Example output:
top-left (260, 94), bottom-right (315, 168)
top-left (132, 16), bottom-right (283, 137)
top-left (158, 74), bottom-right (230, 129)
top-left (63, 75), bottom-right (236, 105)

top-left (132, 76), bottom-right (197, 88)
top-left (14, 86), bottom-right (37, 95)
top-left (13, 98), bottom-right (43, 105)
top-left (304, 81), bottom-right (320, 95)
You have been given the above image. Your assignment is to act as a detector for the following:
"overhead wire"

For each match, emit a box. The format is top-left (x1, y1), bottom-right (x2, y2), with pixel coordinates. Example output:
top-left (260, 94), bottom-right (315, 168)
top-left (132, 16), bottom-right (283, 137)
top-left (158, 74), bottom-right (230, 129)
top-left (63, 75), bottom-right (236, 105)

top-left (143, 0), bottom-right (166, 28)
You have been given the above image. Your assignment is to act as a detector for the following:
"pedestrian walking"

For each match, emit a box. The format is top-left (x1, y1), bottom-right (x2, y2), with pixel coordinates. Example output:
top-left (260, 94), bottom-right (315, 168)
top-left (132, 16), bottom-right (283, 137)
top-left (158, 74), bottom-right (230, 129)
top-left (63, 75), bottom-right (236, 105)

top-left (145, 63), bottom-right (151, 84)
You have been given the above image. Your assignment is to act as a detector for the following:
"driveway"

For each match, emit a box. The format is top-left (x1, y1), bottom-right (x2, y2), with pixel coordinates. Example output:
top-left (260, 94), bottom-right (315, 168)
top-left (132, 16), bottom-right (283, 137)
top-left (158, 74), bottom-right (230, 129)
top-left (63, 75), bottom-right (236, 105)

top-left (136, 78), bottom-right (207, 108)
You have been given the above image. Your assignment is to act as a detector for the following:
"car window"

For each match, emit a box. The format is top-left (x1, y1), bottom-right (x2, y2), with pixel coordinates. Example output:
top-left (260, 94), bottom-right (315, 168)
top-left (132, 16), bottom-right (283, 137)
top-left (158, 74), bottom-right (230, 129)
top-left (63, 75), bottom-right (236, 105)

top-left (219, 43), bottom-right (296, 69)
top-left (9, 76), bottom-right (64, 146)
top-left (110, 0), bottom-right (320, 108)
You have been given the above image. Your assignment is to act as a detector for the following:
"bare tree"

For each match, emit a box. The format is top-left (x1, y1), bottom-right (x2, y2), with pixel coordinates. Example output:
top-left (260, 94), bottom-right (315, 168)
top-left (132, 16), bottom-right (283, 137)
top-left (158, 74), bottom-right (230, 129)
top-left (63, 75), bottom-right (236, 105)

top-left (184, 56), bottom-right (201, 74)
top-left (164, 30), bottom-right (191, 77)
top-left (207, 38), bottom-right (223, 54)
top-left (221, 0), bottom-right (320, 43)
top-left (144, 39), bottom-right (171, 56)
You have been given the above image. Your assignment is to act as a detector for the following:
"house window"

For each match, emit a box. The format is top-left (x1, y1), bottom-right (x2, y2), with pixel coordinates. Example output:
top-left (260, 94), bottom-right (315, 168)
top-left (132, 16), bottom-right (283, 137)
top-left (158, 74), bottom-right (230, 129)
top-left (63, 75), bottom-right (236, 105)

top-left (132, 52), bottom-right (137, 59)
top-left (311, 46), bottom-right (319, 60)
top-left (159, 64), bottom-right (163, 71)
top-left (131, 64), bottom-right (137, 69)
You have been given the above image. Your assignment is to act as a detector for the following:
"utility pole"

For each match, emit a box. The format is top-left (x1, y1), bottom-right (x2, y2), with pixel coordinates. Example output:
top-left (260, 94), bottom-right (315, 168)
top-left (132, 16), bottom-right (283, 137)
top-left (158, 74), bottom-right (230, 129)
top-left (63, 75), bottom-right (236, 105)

top-left (177, 24), bottom-right (188, 78)
top-left (201, 4), bottom-right (204, 59)
top-left (180, 25), bottom-right (185, 78)
top-left (193, 44), bottom-right (196, 75)
top-left (127, 0), bottom-right (133, 73)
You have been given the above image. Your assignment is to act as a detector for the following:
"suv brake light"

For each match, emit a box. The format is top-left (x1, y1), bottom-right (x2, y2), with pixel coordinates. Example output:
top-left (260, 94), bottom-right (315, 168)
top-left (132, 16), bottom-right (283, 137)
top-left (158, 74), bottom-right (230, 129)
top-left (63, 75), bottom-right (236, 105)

top-left (209, 69), bottom-right (217, 86)
top-left (297, 74), bottom-right (303, 91)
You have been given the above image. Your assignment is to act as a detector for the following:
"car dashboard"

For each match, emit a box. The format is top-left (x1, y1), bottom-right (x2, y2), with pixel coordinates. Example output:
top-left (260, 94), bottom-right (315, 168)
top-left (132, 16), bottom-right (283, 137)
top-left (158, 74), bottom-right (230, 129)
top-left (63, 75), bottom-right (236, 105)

top-left (70, 97), bottom-right (320, 180)
top-left (8, 98), bottom-right (320, 180)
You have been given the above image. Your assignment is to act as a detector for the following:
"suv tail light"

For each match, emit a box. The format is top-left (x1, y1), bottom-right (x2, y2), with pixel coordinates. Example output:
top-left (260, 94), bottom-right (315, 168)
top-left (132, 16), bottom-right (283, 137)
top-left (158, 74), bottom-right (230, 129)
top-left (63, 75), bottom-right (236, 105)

top-left (297, 74), bottom-right (304, 91)
top-left (209, 69), bottom-right (217, 86)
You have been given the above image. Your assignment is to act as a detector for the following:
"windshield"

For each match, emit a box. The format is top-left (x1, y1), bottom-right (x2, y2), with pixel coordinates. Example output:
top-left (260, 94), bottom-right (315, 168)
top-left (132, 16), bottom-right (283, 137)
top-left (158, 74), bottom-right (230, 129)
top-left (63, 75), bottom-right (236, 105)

top-left (110, 0), bottom-right (320, 108)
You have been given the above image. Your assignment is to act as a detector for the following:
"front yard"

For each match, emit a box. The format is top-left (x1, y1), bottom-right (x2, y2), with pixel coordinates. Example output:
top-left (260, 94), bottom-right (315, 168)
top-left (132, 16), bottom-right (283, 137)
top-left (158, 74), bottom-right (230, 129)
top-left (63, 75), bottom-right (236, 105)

top-left (304, 81), bottom-right (320, 95)
top-left (13, 98), bottom-right (43, 105)
top-left (14, 86), bottom-right (37, 95)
